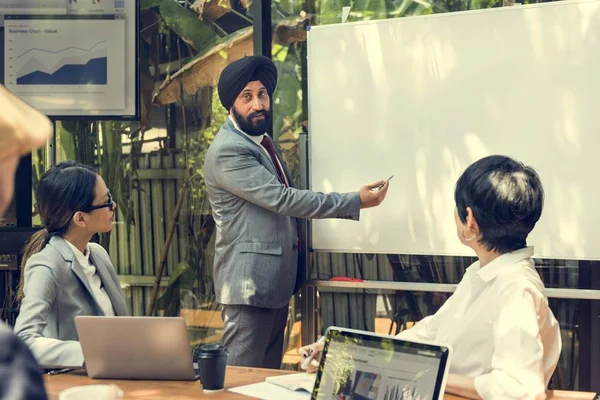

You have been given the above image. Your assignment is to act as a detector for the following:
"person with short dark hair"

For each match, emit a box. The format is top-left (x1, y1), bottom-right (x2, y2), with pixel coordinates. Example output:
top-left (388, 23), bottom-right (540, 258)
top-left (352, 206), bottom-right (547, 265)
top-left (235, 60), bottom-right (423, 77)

top-left (14, 162), bottom-right (129, 367)
top-left (300, 155), bottom-right (561, 400)
top-left (453, 155), bottom-right (544, 256)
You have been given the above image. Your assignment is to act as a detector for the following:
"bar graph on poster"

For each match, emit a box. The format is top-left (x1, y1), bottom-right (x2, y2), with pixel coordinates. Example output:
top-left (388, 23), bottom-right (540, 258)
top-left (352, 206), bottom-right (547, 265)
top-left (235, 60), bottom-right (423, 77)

top-left (4, 16), bottom-right (125, 112)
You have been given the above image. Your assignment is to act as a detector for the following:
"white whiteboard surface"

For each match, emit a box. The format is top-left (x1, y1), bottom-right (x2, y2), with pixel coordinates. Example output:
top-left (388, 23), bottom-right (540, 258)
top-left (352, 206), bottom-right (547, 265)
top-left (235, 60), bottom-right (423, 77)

top-left (308, 0), bottom-right (600, 259)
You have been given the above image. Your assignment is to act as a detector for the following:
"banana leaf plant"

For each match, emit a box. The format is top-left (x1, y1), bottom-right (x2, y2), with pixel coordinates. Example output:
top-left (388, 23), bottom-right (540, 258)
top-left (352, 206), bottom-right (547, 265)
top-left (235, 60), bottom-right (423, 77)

top-left (146, 0), bottom-right (302, 321)
top-left (57, 121), bottom-right (138, 251)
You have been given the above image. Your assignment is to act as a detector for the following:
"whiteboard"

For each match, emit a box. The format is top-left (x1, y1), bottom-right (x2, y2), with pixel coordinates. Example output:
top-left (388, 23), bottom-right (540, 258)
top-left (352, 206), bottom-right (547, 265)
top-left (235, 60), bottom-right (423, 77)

top-left (307, 0), bottom-right (600, 259)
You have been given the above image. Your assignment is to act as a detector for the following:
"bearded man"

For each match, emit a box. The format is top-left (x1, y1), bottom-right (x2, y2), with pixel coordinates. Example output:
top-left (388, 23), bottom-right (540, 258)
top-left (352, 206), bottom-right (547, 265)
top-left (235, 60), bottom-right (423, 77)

top-left (203, 55), bottom-right (389, 368)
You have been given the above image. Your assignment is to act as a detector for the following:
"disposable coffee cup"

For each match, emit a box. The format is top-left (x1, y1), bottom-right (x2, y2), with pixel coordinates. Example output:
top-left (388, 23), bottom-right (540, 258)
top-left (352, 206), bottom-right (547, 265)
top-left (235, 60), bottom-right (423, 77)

top-left (197, 344), bottom-right (228, 393)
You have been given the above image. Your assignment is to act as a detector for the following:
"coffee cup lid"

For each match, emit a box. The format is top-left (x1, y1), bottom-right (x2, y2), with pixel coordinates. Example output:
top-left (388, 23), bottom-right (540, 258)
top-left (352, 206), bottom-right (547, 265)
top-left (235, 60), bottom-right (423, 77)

top-left (197, 344), bottom-right (228, 357)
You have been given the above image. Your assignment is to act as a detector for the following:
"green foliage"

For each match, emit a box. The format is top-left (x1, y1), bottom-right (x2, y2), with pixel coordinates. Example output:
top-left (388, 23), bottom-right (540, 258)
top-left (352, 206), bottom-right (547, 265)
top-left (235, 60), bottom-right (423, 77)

top-left (141, 0), bottom-right (162, 9)
top-left (273, 48), bottom-right (303, 141)
top-left (143, 0), bottom-right (236, 322)
top-left (157, 261), bottom-right (195, 316)
top-left (60, 121), bottom-right (97, 162)
top-left (272, 0), bottom-right (304, 17)
top-left (184, 89), bottom-right (227, 204)
top-left (157, 89), bottom-right (224, 318)
top-left (57, 121), bottom-right (138, 251)
top-left (271, 45), bottom-right (304, 186)
top-left (314, 0), bottom-right (511, 24)
top-left (159, 0), bottom-right (220, 53)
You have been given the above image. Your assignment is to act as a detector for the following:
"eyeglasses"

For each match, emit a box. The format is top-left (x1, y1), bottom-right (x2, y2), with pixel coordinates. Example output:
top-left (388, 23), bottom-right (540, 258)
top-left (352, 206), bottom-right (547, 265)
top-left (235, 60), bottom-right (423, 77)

top-left (84, 190), bottom-right (114, 212)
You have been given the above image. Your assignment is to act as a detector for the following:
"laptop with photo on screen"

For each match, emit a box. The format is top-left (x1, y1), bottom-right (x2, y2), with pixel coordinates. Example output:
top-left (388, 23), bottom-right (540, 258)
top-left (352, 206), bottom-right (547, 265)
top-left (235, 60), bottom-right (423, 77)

top-left (311, 326), bottom-right (452, 400)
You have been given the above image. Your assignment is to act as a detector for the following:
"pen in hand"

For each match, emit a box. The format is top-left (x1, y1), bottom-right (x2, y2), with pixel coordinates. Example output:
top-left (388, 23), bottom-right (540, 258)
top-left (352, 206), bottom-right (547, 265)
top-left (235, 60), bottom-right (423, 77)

top-left (300, 336), bottom-right (326, 370)
top-left (375, 175), bottom-right (394, 191)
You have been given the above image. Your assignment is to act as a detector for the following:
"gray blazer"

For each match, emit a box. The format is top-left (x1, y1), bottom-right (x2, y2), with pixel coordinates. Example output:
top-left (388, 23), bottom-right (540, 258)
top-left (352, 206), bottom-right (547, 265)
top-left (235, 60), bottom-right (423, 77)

top-left (203, 119), bottom-right (361, 309)
top-left (13, 236), bottom-right (128, 367)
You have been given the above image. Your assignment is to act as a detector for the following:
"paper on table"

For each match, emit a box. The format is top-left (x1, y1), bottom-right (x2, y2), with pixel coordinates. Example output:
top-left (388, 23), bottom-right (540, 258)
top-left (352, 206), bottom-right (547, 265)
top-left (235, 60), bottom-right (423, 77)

top-left (229, 382), bottom-right (312, 400)
top-left (265, 372), bottom-right (316, 392)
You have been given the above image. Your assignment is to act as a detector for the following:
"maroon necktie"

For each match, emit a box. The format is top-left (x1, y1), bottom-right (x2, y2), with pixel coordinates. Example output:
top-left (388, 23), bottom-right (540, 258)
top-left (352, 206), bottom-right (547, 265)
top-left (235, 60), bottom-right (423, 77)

top-left (260, 135), bottom-right (302, 251)
top-left (261, 135), bottom-right (287, 186)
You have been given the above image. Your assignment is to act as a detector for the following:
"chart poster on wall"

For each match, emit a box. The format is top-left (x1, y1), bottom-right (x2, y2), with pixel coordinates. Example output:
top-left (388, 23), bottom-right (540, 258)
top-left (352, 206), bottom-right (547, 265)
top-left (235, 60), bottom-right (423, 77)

top-left (1, 0), bottom-right (139, 119)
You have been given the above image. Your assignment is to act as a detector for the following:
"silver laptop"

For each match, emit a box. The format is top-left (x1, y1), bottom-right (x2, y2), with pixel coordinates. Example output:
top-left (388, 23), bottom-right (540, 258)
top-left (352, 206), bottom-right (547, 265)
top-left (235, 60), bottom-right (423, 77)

top-left (75, 316), bottom-right (197, 381)
top-left (311, 327), bottom-right (452, 400)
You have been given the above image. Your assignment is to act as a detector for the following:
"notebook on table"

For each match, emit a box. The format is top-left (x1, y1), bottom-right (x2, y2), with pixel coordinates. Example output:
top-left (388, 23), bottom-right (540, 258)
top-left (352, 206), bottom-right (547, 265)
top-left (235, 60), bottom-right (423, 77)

top-left (228, 372), bottom-right (315, 399)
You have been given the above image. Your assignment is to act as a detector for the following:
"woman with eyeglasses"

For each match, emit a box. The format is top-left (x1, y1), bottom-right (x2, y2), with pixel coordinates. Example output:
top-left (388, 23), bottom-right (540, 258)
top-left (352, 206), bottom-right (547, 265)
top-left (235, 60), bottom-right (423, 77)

top-left (14, 161), bottom-right (129, 367)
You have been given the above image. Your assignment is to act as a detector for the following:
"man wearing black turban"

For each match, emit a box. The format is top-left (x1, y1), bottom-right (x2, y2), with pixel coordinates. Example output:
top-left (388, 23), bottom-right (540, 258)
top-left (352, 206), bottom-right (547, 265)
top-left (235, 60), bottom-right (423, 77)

top-left (217, 55), bottom-right (277, 113)
top-left (204, 55), bottom-right (390, 369)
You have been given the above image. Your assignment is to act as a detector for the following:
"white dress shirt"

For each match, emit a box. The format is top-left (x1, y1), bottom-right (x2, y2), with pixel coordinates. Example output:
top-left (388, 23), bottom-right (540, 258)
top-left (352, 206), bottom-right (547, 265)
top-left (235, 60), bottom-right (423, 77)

top-left (229, 116), bottom-right (290, 186)
top-left (65, 241), bottom-right (115, 317)
top-left (397, 247), bottom-right (561, 400)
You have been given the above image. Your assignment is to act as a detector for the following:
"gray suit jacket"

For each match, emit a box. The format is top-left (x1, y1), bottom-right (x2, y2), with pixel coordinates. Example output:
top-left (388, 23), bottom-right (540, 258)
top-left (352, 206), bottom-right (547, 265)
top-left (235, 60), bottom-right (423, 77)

top-left (13, 236), bottom-right (128, 367)
top-left (203, 119), bottom-right (361, 309)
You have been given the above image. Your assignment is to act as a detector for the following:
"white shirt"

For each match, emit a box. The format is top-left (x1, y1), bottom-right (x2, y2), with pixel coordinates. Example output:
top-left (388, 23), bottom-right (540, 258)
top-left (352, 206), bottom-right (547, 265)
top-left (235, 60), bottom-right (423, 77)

top-left (65, 241), bottom-right (115, 317)
top-left (397, 247), bottom-right (561, 400)
top-left (229, 116), bottom-right (290, 186)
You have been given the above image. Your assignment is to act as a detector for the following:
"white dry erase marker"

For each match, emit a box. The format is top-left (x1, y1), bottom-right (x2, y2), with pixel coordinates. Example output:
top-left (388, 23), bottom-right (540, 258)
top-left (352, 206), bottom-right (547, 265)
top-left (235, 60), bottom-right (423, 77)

top-left (301, 336), bottom-right (326, 370)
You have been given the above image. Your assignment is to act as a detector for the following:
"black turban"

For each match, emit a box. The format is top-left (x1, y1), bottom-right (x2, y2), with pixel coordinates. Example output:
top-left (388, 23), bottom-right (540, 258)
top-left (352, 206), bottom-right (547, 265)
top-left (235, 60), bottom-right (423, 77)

top-left (217, 55), bottom-right (278, 110)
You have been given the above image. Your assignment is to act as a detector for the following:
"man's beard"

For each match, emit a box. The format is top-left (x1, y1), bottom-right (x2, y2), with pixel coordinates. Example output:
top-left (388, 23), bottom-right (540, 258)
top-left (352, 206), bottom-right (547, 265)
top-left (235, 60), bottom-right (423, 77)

top-left (231, 106), bottom-right (271, 136)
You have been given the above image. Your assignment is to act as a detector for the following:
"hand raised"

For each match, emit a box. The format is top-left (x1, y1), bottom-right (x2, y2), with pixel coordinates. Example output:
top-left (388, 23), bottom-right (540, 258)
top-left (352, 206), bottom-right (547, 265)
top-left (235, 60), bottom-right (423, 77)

top-left (359, 180), bottom-right (390, 209)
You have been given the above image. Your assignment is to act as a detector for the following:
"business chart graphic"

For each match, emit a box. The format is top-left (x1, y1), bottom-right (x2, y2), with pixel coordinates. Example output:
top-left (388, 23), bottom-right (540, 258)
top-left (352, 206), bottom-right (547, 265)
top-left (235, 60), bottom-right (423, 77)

top-left (15, 40), bottom-right (108, 85)
top-left (4, 17), bottom-right (125, 114)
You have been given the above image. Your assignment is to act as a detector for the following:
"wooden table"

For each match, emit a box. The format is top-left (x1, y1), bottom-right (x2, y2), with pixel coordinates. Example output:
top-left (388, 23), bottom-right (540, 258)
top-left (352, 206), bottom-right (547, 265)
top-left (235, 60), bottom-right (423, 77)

top-left (45, 366), bottom-right (596, 400)
top-left (45, 367), bottom-right (292, 400)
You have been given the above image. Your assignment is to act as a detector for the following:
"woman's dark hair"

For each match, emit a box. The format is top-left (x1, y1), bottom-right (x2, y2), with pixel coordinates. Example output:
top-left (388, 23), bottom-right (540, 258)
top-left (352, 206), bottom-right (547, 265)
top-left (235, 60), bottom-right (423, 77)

top-left (454, 155), bottom-right (544, 254)
top-left (17, 161), bottom-right (97, 302)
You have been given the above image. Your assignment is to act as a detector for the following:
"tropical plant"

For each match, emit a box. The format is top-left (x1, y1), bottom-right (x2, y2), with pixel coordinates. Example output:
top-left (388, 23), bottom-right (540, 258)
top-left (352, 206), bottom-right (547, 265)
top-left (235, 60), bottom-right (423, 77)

top-left (43, 121), bottom-right (141, 251)
top-left (144, 0), bottom-right (308, 352)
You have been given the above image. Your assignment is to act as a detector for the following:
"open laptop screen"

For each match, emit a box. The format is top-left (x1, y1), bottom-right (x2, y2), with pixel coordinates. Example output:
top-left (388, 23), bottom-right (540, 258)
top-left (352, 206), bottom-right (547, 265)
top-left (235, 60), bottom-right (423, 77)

top-left (312, 327), bottom-right (451, 400)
